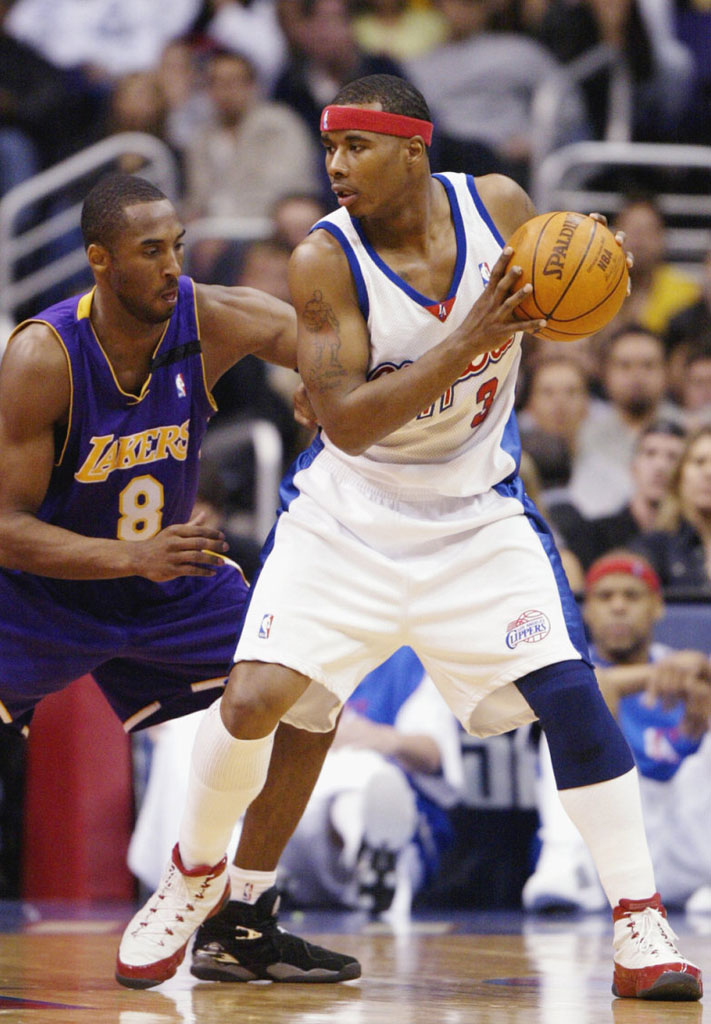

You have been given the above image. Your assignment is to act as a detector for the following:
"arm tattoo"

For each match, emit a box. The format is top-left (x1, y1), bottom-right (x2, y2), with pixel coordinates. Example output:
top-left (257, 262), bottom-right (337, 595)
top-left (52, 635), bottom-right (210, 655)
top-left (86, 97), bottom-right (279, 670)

top-left (303, 290), bottom-right (347, 391)
top-left (303, 290), bottom-right (339, 335)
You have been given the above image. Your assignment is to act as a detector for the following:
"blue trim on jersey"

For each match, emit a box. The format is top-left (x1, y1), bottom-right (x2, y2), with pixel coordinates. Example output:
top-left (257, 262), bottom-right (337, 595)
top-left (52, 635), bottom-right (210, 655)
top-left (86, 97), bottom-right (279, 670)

top-left (349, 175), bottom-right (465, 309)
top-left (499, 405), bottom-right (522, 474)
top-left (310, 221), bottom-right (370, 322)
top-left (466, 175), bottom-right (506, 247)
top-left (494, 474), bottom-right (591, 663)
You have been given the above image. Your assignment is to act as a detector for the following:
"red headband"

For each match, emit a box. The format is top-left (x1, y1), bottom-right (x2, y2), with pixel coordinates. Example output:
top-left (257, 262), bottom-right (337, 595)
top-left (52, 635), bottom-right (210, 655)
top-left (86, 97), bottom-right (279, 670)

top-left (320, 105), bottom-right (433, 145)
top-left (585, 555), bottom-right (661, 594)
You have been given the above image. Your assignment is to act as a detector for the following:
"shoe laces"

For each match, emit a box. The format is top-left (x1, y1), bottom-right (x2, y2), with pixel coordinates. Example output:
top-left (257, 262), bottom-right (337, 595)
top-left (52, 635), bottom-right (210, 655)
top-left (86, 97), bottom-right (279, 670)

top-left (622, 906), bottom-right (682, 959)
top-left (129, 863), bottom-right (219, 950)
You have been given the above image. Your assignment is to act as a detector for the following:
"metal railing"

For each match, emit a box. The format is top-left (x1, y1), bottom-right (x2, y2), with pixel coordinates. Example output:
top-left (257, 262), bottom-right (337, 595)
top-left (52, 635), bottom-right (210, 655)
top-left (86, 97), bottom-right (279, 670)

top-left (529, 43), bottom-right (634, 187)
top-left (531, 140), bottom-right (711, 268)
top-left (0, 132), bottom-right (179, 322)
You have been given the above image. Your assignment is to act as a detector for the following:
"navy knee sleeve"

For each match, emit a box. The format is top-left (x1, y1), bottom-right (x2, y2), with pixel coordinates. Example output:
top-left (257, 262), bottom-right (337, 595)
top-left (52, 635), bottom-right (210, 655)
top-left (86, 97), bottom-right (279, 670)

top-left (516, 659), bottom-right (634, 789)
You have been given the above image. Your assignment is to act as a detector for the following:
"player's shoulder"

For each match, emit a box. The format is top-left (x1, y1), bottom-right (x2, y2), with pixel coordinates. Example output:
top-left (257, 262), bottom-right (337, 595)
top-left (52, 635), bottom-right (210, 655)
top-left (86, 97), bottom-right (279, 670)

top-left (194, 280), bottom-right (290, 324)
top-left (3, 318), bottom-right (69, 377)
top-left (0, 319), bottom-right (71, 423)
top-left (474, 173), bottom-right (536, 241)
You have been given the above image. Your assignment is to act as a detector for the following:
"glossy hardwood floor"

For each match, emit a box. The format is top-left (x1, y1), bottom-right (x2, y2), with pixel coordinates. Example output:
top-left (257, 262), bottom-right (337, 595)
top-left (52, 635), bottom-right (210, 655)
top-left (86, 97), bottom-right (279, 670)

top-left (1, 904), bottom-right (709, 1024)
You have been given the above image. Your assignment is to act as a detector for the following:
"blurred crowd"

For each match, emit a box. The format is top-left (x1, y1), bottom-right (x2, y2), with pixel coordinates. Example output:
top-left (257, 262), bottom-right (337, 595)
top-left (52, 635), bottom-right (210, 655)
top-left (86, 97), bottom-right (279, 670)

top-left (1, 0), bottom-right (711, 915)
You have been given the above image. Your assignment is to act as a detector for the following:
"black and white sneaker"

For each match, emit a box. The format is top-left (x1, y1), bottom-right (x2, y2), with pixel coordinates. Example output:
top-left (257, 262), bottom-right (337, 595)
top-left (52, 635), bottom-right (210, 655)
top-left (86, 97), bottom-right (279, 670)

top-left (355, 841), bottom-right (398, 916)
top-left (190, 888), bottom-right (361, 983)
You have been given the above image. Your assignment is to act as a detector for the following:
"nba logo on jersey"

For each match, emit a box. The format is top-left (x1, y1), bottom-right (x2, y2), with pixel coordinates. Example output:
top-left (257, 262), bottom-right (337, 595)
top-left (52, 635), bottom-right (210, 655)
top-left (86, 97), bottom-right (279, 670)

top-left (505, 610), bottom-right (550, 649)
top-left (259, 613), bottom-right (274, 639)
top-left (175, 373), bottom-right (186, 398)
top-left (479, 261), bottom-right (492, 287)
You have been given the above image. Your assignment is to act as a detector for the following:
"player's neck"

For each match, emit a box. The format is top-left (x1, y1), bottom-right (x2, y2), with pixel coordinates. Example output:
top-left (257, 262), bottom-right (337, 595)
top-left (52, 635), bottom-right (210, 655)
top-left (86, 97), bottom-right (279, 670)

top-left (90, 289), bottom-right (166, 357)
top-left (359, 175), bottom-right (445, 252)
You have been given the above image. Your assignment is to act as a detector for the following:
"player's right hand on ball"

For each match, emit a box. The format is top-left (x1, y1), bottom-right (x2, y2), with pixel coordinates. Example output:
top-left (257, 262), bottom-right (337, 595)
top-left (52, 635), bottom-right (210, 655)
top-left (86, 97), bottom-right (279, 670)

top-left (460, 247), bottom-right (546, 354)
top-left (136, 512), bottom-right (229, 581)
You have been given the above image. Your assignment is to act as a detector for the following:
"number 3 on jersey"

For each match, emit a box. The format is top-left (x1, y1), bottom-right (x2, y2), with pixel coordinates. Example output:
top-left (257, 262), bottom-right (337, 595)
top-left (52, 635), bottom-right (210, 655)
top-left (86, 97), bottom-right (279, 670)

top-left (471, 377), bottom-right (498, 428)
top-left (117, 474), bottom-right (165, 540)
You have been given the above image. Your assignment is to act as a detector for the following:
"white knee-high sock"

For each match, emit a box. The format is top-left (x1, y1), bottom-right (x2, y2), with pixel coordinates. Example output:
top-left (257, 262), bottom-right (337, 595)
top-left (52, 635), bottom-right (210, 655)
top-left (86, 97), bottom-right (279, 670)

top-left (558, 767), bottom-right (656, 908)
top-left (178, 699), bottom-right (275, 869)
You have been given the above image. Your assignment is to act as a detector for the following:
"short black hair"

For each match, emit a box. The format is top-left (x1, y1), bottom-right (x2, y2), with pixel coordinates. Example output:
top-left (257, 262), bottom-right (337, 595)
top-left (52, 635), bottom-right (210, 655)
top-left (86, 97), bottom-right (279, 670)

top-left (637, 418), bottom-right (687, 443)
top-left (80, 173), bottom-right (168, 250)
top-left (603, 321), bottom-right (664, 360)
top-left (332, 74), bottom-right (431, 124)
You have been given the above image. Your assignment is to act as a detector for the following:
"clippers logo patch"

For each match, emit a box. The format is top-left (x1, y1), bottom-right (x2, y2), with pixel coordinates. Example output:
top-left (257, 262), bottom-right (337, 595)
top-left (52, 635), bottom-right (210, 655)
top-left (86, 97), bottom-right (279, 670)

top-left (505, 609), bottom-right (550, 649)
top-left (175, 372), bottom-right (186, 398)
top-left (258, 613), bottom-right (274, 639)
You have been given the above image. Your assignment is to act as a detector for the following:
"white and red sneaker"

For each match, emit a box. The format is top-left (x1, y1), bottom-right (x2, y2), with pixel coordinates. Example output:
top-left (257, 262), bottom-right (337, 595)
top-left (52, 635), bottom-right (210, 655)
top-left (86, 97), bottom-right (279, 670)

top-left (612, 893), bottom-right (703, 1000)
top-left (116, 844), bottom-right (230, 989)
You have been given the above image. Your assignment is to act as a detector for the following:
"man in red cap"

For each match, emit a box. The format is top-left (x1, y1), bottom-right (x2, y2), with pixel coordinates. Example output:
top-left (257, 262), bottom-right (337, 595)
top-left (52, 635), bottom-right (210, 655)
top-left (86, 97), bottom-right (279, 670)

top-left (524, 550), bottom-right (711, 914)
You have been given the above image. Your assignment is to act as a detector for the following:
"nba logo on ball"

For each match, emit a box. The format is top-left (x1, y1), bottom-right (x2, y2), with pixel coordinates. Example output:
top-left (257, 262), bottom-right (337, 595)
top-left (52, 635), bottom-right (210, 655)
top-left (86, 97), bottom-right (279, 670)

top-left (506, 610), bottom-right (551, 649)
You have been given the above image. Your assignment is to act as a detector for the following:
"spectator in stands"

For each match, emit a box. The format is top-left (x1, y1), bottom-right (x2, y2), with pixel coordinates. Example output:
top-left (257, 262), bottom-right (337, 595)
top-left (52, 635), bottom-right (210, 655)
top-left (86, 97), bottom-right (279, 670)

top-left (271, 192), bottom-right (329, 250)
top-left (523, 551), bottom-right (711, 913)
top-left (4, 0), bottom-right (203, 80)
top-left (351, 0), bottom-right (449, 62)
top-left (203, 0), bottom-right (290, 94)
top-left (155, 39), bottom-right (212, 157)
top-left (531, 0), bottom-right (696, 143)
top-left (518, 354), bottom-right (593, 459)
top-left (567, 419), bottom-right (688, 571)
top-left (102, 70), bottom-right (176, 178)
top-left (182, 48), bottom-right (320, 223)
top-left (632, 425), bottom-right (711, 596)
top-left (404, 0), bottom-right (585, 186)
top-left (677, 344), bottom-right (711, 429)
top-left (664, 246), bottom-right (711, 405)
top-left (276, 647), bottom-right (462, 919)
top-left (0, 0), bottom-right (99, 199)
top-left (568, 324), bottom-right (683, 517)
top-left (272, 0), bottom-right (404, 202)
top-left (611, 195), bottom-right (701, 338)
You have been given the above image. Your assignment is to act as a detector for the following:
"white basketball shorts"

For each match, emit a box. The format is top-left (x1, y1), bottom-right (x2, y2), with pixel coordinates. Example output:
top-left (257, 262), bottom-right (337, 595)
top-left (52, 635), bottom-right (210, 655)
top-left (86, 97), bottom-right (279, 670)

top-left (234, 448), bottom-right (588, 737)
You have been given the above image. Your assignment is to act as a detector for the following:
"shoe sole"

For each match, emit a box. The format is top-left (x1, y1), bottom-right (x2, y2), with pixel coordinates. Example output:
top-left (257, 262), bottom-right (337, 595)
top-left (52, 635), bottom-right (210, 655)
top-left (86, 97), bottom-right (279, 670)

top-left (115, 883), bottom-right (230, 989)
top-left (190, 960), bottom-right (362, 984)
top-left (613, 969), bottom-right (703, 1001)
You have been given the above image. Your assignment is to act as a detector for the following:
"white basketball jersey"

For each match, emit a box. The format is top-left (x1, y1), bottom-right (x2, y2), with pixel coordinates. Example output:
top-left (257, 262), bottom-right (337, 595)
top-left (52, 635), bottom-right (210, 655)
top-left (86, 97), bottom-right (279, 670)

top-left (312, 173), bottom-right (523, 498)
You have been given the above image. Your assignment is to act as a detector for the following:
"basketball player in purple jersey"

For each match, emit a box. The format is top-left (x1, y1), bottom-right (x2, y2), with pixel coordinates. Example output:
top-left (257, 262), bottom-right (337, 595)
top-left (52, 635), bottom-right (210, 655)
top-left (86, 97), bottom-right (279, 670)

top-left (0, 173), bottom-right (359, 987)
top-left (121, 77), bottom-right (702, 1000)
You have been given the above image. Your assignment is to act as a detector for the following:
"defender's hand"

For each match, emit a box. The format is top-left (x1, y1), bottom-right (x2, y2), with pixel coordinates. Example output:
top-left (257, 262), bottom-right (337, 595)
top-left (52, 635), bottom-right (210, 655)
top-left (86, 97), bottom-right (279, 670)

top-left (136, 512), bottom-right (228, 581)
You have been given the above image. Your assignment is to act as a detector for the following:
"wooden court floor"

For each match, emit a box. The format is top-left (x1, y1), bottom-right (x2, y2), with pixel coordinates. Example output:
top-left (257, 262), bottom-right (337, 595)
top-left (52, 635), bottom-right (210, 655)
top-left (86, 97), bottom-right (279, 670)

top-left (1, 903), bottom-right (710, 1024)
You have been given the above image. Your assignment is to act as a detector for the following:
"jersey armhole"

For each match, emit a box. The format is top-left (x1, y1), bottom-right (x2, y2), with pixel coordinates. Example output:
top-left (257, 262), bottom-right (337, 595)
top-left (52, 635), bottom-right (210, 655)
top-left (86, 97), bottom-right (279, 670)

top-left (310, 221), bottom-right (370, 322)
top-left (465, 175), bottom-right (507, 248)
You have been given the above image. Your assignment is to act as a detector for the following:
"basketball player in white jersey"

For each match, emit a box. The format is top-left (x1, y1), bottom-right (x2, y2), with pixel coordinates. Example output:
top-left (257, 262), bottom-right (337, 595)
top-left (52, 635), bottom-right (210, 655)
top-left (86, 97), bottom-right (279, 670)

top-left (119, 75), bottom-right (702, 1000)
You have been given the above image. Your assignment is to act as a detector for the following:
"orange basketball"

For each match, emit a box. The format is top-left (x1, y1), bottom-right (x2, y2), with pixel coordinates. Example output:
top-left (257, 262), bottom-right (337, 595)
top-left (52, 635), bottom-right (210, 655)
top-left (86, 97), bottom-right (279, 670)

top-left (506, 211), bottom-right (629, 342)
